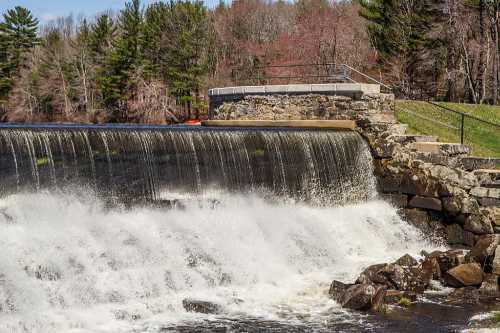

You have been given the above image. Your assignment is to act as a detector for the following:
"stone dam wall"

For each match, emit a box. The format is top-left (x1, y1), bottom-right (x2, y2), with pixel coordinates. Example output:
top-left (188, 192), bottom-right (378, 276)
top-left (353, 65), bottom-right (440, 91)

top-left (212, 93), bottom-right (500, 248)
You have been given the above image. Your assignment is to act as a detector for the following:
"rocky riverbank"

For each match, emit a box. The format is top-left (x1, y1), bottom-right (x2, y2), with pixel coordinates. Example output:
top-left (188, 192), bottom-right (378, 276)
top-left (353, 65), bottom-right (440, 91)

top-left (329, 235), bottom-right (500, 314)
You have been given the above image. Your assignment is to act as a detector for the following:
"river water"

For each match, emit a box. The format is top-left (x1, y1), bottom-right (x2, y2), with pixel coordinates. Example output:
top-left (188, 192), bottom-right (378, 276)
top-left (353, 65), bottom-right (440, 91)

top-left (0, 125), bottom-right (486, 332)
top-left (0, 191), bottom-right (446, 333)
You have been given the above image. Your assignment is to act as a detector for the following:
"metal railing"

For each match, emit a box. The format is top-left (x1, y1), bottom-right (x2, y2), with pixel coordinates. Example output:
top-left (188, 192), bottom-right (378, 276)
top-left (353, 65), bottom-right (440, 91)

top-left (395, 100), bottom-right (500, 157)
top-left (229, 63), bottom-right (393, 92)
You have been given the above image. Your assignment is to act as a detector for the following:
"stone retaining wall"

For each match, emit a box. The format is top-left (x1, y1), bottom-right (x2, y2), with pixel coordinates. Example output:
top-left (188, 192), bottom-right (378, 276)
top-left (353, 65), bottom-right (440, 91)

top-left (213, 93), bottom-right (499, 247)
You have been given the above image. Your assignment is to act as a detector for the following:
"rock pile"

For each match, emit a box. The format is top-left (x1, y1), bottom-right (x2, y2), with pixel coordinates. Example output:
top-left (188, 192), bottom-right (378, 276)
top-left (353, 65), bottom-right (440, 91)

top-left (330, 240), bottom-right (500, 311)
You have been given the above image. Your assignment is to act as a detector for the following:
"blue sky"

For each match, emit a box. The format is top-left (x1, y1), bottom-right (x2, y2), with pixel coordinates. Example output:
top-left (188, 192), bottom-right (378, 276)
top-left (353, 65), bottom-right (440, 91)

top-left (0, 0), bottom-right (223, 23)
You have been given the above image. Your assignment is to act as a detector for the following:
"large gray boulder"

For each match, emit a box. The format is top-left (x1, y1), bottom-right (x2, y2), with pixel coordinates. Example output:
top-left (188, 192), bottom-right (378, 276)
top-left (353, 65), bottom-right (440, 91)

top-left (356, 263), bottom-right (427, 292)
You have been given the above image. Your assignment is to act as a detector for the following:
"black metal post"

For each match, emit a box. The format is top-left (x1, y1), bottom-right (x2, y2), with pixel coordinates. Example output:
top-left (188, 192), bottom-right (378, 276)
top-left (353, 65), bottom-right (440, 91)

top-left (460, 113), bottom-right (465, 144)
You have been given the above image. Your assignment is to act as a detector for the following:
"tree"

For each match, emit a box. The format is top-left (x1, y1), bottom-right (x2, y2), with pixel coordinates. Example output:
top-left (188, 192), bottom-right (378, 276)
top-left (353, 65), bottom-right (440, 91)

top-left (143, 1), bottom-right (211, 118)
top-left (0, 6), bottom-right (39, 102)
top-left (359, 0), bottom-right (446, 98)
top-left (89, 14), bottom-right (115, 62)
top-left (99, 0), bottom-right (143, 120)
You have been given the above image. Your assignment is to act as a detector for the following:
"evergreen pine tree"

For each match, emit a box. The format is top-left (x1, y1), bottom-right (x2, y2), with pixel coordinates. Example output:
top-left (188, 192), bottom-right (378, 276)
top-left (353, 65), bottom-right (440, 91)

top-left (359, 0), bottom-right (443, 97)
top-left (99, 0), bottom-right (143, 120)
top-left (166, 1), bottom-right (210, 117)
top-left (89, 14), bottom-right (115, 62)
top-left (0, 6), bottom-right (39, 102)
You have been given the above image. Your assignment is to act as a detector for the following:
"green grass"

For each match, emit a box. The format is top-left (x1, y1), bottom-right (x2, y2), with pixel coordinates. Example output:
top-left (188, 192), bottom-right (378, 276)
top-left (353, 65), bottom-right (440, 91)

top-left (395, 100), bottom-right (500, 158)
top-left (396, 297), bottom-right (412, 307)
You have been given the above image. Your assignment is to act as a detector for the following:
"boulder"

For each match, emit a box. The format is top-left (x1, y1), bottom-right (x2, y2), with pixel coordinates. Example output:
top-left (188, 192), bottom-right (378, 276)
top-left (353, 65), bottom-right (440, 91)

top-left (484, 207), bottom-right (500, 227)
top-left (424, 250), bottom-right (467, 274)
top-left (442, 197), bottom-right (461, 215)
top-left (395, 254), bottom-right (418, 267)
top-left (446, 287), bottom-right (480, 305)
top-left (464, 214), bottom-right (494, 235)
top-left (182, 299), bottom-right (222, 314)
top-left (469, 234), bottom-right (500, 264)
top-left (411, 142), bottom-right (470, 156)
top-left (470, 187), bottom-right (500, 199)
top-left (408, 196), bottom-right (442, 211)
top-left (461, 197), bottom-right (480, 215)
top-left (383, 290), bottom-right (418, 305)
top-left (459, 157), bottom-right (500, 171)
top-left (428, 165), bottom-right (477, 189)
top-left (420, 256), bottom-right (441, 281)
top-left (329, 280), bottom-right (351, 302)
top-left (356, 263), bottom-right (427, 292)
top-left (479, 197), bottom-right (500, 207)
top-left (403, 209), bottom-right (430, 231)
top-left (492, 245), bottom-right (500, 275)
top-left (443, 263), bottom-right (483, 288)
top-left (446, 224), bottom-right (464, 245)
top-left (339, 283), bottom-right (386, 311)
top-left (478, 273), bottom-right (499, 296)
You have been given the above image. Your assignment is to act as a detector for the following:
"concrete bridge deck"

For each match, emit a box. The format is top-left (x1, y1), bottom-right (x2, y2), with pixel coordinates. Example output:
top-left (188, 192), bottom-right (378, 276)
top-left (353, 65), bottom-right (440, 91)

top-left (208, 83), bottom-right (380, 97)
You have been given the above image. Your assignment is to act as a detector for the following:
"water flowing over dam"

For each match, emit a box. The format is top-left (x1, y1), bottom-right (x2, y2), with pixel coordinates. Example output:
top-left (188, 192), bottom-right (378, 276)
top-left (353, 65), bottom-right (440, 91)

top-left (0, 125), bottom-right (437, 332)
top-left (0, 125), bottom-right (376, 204)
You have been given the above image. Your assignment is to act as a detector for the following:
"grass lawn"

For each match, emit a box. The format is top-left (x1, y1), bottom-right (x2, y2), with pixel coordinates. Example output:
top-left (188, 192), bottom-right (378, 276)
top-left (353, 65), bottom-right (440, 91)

top-left (395, 100), bottom-right (500, 158)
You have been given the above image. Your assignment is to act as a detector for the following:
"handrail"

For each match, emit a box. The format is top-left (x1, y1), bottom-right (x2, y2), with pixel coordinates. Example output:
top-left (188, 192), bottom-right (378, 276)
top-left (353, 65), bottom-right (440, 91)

top-left (426, 101), bottom-right (500, 127)
top-left (399, 101), bottom-right (499, 145)
top-left (396, 107), bottom-right (459, 131)
top-left (341, 64), bottom-right (392, 91)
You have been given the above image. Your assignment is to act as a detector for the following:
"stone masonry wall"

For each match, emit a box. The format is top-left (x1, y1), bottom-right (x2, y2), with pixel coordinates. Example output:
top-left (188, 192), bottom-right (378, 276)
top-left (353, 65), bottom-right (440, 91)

top-left (213, 93), bottom-right (500, 248)
top-left (212, 94), bottom-right (395, 124)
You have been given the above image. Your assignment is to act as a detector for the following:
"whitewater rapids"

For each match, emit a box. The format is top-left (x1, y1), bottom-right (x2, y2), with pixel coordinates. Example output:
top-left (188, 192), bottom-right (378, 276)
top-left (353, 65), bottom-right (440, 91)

top-left (0, 191), bottom-right (437, 333)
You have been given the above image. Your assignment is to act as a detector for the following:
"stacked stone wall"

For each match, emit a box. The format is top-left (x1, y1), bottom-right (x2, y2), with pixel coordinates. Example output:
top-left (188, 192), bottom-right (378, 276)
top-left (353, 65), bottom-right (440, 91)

top-left (213, 93), bottom-right (500, 248)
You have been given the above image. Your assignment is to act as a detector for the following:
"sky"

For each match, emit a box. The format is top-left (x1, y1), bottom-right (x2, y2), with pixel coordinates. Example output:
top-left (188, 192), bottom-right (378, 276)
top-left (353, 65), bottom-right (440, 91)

top-left (0, 0), bottom-right (223, 23)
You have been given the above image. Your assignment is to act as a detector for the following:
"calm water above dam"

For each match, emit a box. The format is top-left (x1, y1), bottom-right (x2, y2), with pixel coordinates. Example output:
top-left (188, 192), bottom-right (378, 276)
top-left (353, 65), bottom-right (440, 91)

top-left (0, 125), bottom-right (484, 332)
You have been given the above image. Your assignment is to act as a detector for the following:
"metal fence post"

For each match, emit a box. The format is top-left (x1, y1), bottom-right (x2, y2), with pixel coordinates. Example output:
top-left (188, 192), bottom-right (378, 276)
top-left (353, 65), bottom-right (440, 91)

top-left (460, 113), bottom-right (465, 145)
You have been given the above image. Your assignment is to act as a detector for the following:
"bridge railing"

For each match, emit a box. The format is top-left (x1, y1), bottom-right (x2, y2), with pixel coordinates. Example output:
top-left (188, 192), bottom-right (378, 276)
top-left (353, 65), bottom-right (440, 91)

top-left (229, 63), bottom-right (393, 93)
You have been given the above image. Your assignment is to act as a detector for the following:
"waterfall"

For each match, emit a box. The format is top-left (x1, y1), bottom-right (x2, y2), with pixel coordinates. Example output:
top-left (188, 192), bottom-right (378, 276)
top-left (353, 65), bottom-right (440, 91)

top-left (0, 125), bottom-right (376, 205)
top-left (0, 125), bottom-right (437, 332)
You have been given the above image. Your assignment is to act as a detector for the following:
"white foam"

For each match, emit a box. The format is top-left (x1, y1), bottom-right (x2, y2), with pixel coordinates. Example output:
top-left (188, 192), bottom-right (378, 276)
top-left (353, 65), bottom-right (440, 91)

top-left (0, 191), bottom-right (437, 332)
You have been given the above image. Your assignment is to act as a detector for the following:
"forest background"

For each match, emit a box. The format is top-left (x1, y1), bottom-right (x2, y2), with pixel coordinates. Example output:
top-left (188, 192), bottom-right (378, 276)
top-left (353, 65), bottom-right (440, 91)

top-left (0, 0), bottom-right (498, 123)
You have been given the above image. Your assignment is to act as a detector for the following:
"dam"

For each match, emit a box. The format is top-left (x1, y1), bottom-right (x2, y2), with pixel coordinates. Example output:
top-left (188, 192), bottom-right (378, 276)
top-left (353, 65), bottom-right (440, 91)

top-left (0, 124), bottom-right (375, 205)
top-left (0, 119), bottom-right (438, 332)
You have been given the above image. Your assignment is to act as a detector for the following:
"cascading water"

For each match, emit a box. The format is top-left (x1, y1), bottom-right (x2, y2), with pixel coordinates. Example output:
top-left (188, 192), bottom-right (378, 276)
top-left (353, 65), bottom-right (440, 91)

top-left (0, 125), bottom-right (375, 204)
top-left (0, 125), bottom-right (437, 332)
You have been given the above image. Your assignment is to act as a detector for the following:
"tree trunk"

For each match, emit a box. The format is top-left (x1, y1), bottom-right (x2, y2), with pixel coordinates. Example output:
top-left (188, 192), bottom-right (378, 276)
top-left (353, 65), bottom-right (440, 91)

top-left (446, 0), bottom-right (459, 102)
top-left (493, 3), bottom-right (500, 104)
top-left (476, 0), bottom-right (487, 104)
